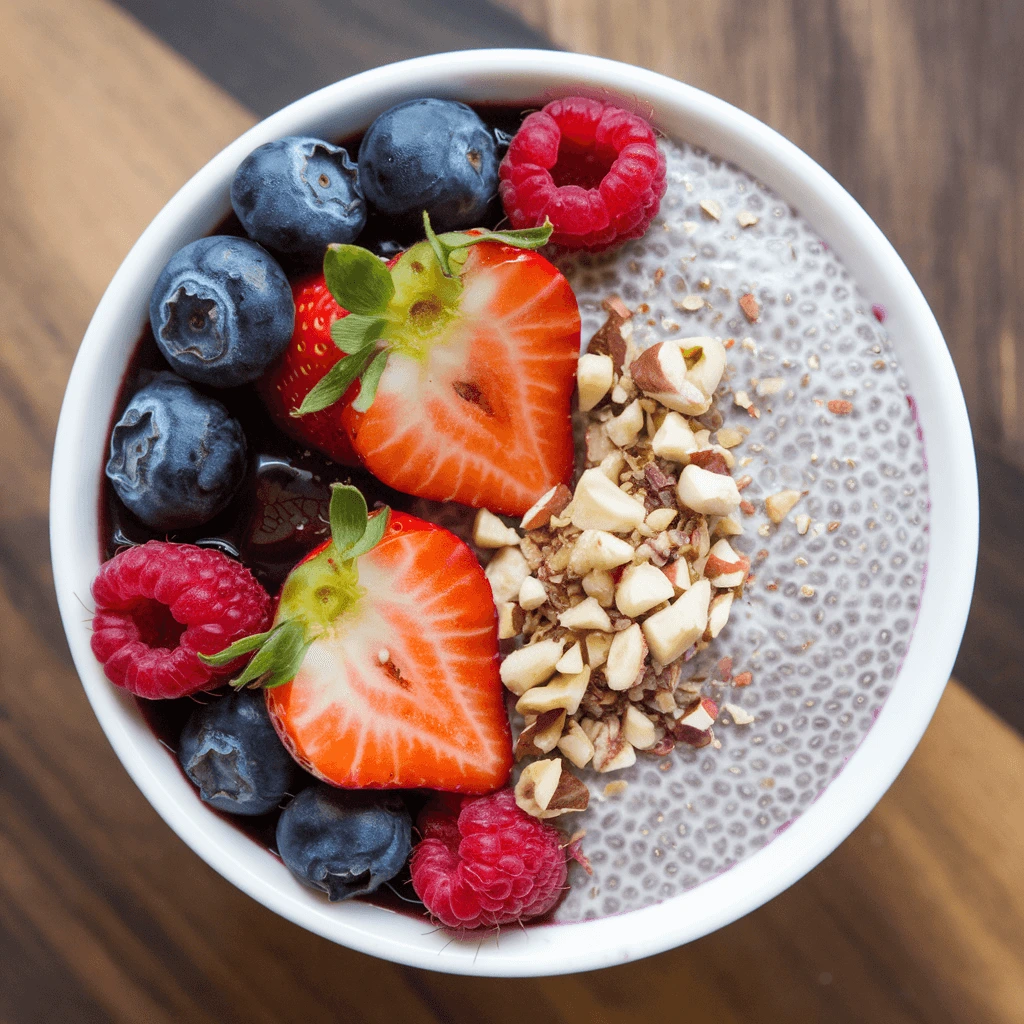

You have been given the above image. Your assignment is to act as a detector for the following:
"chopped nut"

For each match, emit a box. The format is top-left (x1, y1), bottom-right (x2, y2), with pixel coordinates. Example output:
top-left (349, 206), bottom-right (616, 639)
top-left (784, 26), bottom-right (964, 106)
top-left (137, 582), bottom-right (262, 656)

top-left (518, 575), bottom-right (548, 611)
top-left (716, 427), bottom-right (744, 449)
top-left (473, 508), bottom-right (521, 548)
top-left (733, 390), bottom-right (752, 410)
top-left (558, 597), bottom-right (613, 632)
top-left (555, 641), bottom-right (584, 675)
top-left (700, 198), bottom-right (722, 220)
top-left (520, 483), bottom-right (573, 531)
top-left (739, 293), bottom-right (760, 323)
top-left (706, 591), bottom-right (734, 638)
top-left (827, 520), bottom-right (841, 532)
top-left (516, 666), bottom-right (591, 716)
top-left (558, 719), bottom-right (595, 768)
top-left (515, 758), bottom-right (589, 818)
top-left (591, 718), bottom-right (637, 773)
top-left (622, 705), bottom-right (658, 750)
top-left (765, 489), bottom-right (802, 524)
top-left (630, 342), bottom-right (709, 415)
top-left (606, 398), bottom-right (645, 448)
top-left (807, 353), bottom-right (820, 370)
top-left (615, 563), bottom-right (675, 617)
top-left (723, 702), bottom-right (755, 725)
top-left (515, 709), bottom-right (565, 758)
top-left (714, 514), bottom-right (744, 537)
top-left (737, 210), bottom-right (759, 227)
top-left (485, 545), bottom-right (530, 604)
top-left (800, 584), bottom-right (815, 598)
top-left (827, 399), bottom-right (853, 415)
top-left (569, 530), bottom-right (634, 576)
top-left (679, 294), bottom-right (704, 311)
top-left (497, 601), bottom-right (524, 639)
top-left (642, 579), bottom-right (711, 664)
top-left (653, 690), bottom-right (677, 713)
top-left (652, 410), bottom-right (698, 462)
top-left (732, 671), bottom-right (753, 688)
top-left (677, 464), bottom-right (742, 516)
top-left (646, 507), bottom-right (678, 532)
top-left (587, 298), bottom-right (632, 373)
top-left (598, 449), bottom-right (626, 483)
top-left (582, 568), bottom-right (617, 607)
top-left (605, 623), bottom-right (648, 691)
top-left (682, 336), bottom-right (727, 400)
top-left (584, 631), bottom-right (613, 669)
top-left (577, 352), bottom-right (615, 412)
top-left (662, 558), bottom-right (692, 594)
top-left (571, 468), bottom-right (648, 533)
top-left (678, 696), bottom-right (718, 732)
top-left (756, 377), bottom-right (784, 397)
top-left (795, 513), bottom-right (811, 535)
top-left (499, 638), bottom-right (565, 695)
top-left (603, 780), bottom-right (629, 797)
top-left (704, 538), bottom-right (749, 588)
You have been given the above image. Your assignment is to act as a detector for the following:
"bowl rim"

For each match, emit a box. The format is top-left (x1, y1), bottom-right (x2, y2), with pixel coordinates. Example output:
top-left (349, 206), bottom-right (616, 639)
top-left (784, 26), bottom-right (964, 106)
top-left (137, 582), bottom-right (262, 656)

top-left (50, 47), bottom-right (978, 976)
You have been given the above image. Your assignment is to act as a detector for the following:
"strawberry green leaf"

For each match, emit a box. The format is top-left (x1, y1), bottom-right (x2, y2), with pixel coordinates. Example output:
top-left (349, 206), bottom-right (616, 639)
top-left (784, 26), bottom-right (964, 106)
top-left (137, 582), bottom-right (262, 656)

top-left (232, 619), bottom-right (309, 690)
top-left (197, 626), bottom-right (278, 666)
top-left (293, 347), bottom-right (373, 416)
top-left (331, 314), bottom-right (387, 354)
top-left (328, 483), bottom-right (368, 556)
top-left (347, 506), bottom-right (391, 560)
top-left (352, 348), bottom-right (390, 413)
top-left (323, 244), bottom-right (395, 316)
top-left (422, 211), bottom-right (554, 276)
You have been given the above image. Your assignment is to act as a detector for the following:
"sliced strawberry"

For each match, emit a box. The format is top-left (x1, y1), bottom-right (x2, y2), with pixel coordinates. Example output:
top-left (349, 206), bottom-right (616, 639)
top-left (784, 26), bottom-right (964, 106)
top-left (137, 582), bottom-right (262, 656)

top-left (202, 485), bottom-right (512, 793)
top-left (256, 276), bottom-right (360, 466)
top-left (292, 219), bottom-right (580, 516)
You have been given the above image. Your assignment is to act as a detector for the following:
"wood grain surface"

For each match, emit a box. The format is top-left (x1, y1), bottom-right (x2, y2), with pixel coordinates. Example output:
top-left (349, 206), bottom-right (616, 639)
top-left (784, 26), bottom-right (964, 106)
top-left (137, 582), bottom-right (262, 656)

top-left (0, 0), bottom-right (1021, 1020)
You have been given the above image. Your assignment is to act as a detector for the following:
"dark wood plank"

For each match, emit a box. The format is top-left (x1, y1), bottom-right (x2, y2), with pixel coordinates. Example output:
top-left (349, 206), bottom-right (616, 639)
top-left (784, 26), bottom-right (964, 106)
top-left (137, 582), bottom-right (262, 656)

top-left (113, 0), bottom-right (555, 117)
top-left (0, 0), bottom-right (1022, 1021)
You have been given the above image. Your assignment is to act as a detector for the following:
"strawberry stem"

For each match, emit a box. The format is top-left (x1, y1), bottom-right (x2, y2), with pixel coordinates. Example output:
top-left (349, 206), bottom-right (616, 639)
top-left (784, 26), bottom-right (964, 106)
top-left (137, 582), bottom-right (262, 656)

top-left (422, 211), bottom-right (554, 277)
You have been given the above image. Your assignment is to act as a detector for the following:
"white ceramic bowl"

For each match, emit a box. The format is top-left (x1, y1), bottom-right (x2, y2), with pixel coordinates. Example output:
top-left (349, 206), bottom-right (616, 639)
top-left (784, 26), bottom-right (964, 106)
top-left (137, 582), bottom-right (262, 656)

top-left (50, 49), bottom-right (977, 976)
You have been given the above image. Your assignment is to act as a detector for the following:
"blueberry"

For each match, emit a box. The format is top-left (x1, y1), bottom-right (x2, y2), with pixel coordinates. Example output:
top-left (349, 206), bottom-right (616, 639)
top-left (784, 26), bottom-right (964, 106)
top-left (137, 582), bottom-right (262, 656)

top-left (177, 689), bottom-right (296, 816)
top-left (106, 372), bottom-right (247, 531)
top-left (231, 136), bottom-right (366, 262)
top-left (149, 235), bottom-right (294, 387)
top-left (358, 99), bottom-right (499, 232)
top-left (276, 785), bottom-right (411, 901)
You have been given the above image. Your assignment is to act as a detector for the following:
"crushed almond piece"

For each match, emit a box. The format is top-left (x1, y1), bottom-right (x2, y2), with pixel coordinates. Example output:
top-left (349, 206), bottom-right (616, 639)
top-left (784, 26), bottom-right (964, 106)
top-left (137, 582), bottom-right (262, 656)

top-left (739, 293), bottom-right (760, 323)
top-left (739, 499), bottom-right (756, 516)
top-left (679, 294), bottom-right (704, 311)
top-left (795, 513), bottom-right (811, 535)
top-left (733, 671), bottom-right (753, 688)
top-left (716, 427), bottom-right (743, 448)
top-left (603, 780), bottom-right (629, 798)
top-left (699, 198), bottom-right (722, 220)
top-left (827, 399), bottom-right (853, 415)
top-left (800, 585), bottom-right (815, 597)
top-left (733, 390), bottom-right (752, 410)
top-left (807, 353), bottom-right (820, 370)
top-left (794, 556), bottom-right (808, 567)
top-left (723, 702), bottom-right (755, 725)
top-left (765, 489), bottom-right (802, 524)
top-left (736, 210), bottom-right (759, 228)
top-left (827, 521), bottom-right (841, 532)
top-left (756, 377), bottom-right (784, 397)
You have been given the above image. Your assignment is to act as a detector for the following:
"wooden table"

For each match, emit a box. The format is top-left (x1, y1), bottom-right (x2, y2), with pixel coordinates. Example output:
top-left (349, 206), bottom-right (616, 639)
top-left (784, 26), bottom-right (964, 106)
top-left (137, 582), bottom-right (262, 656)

top-left (1, 0), bottom-right (1021, 1020)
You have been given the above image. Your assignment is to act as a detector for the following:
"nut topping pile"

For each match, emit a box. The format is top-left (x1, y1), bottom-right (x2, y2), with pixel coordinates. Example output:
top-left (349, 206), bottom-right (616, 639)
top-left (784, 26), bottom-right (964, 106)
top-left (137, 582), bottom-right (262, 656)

top-left (473, 300), bottom-right (753, 820)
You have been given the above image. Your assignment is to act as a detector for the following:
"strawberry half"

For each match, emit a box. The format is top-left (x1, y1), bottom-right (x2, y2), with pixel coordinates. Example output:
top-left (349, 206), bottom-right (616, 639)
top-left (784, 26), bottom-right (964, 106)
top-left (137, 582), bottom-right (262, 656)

top-left (256, 275), bottom-right (360, 466)
top-left (202, 485), bottom-right (512, 793)
top-left (295, 217), bottom-right (581, 516)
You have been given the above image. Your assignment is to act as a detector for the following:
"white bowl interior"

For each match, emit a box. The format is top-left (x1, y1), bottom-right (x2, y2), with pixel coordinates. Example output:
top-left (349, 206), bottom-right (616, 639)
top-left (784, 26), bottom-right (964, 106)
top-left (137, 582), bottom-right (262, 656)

top-left (50, 49), bottom-right (977, 976)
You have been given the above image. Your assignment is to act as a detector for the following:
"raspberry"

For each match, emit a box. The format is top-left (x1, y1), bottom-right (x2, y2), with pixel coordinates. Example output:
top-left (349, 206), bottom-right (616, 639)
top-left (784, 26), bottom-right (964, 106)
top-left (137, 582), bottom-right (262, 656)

top-left (409, 789), bottom-right (567, 930)
top-left (90, 541), bottom-right (271, 699)
top-left (499, 96), bottom-right (667, 251)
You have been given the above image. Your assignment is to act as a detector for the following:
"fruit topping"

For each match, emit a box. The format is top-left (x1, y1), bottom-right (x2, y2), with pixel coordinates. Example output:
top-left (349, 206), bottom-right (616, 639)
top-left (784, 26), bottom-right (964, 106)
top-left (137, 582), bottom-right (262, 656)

top-left (409, 789), bottom-right (567, 929)
top-left (204, 485), bottom-right (513, 792)
top-left (499, 96), bottom-right (666, 251)
top-left (106, 372), bottom-right (247, 531)
top-left (290, 219), bottom-right (580, 515)
top-left (231, 136), bottom-right (366, 262)
top-left (256, 274), bottom-right (360, 466)
top-left (91, 541), bottom-right (271, 699)
top-left (358, 99), bottom-right (501, 232)
top-left (276, 784), bottom-right (411, 901)
top-left (150, 236), bottom-right (294, 387)
top-left (177, 689), bottom-right (297, 816)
